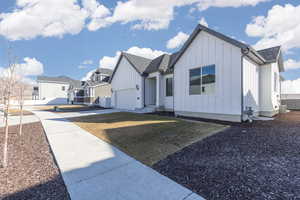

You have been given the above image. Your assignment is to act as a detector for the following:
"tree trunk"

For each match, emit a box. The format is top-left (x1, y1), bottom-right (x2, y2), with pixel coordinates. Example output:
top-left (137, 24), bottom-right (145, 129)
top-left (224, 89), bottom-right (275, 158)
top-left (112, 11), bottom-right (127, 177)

top-left (3, 96), bottom-right (10, 168)
top-left (19, 86), bottom-right (24, 136)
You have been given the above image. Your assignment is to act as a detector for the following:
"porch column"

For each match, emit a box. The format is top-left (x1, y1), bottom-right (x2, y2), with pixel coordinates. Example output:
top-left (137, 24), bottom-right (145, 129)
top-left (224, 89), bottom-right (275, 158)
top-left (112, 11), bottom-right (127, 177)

top-left (156, 73), bottom-right (161, 107)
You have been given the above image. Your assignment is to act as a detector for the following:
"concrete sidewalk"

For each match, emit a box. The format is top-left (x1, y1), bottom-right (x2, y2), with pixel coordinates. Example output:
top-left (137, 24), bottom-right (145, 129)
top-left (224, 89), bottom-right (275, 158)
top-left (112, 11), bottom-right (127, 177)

top-left (0, 115), bottom-right (40, 128)
top-left (33, 110), bottom-right (205, 200)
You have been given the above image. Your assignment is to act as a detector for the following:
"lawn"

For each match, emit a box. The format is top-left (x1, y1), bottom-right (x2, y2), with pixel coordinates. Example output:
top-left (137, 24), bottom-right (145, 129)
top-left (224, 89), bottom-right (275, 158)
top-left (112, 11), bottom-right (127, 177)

top-left (8, 109), bottom-right (33, 116)
top-left (69, 112), bottom-right (227, 166)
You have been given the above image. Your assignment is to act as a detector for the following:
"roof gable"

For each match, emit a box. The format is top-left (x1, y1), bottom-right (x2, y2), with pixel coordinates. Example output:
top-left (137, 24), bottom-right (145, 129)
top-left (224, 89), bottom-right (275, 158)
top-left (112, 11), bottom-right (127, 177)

top-left (169, 24), bottom-right (266, 67)
top-left (109, 52), bottom-right (152, 83)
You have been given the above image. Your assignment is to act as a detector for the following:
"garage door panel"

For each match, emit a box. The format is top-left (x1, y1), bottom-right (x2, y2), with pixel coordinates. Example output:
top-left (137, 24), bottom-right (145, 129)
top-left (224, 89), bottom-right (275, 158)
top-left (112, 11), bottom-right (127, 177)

top-left (116, 89), bottom-right (136, 110)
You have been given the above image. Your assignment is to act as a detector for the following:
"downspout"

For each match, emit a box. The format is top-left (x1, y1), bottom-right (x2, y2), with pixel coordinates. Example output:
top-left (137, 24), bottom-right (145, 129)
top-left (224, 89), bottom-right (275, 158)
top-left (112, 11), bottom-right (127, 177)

top-left (241, 48), bottom-right (250, 122)
top-left (172, 69), bottom-right (175, 114)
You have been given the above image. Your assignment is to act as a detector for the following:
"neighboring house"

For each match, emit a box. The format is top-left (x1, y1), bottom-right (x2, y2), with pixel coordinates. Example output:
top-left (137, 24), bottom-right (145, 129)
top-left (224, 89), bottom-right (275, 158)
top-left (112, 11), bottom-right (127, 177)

top-left (82, 68), bottom-right (112, 106)
top-left (68, 81), bottom-right (85, 104)
top-left (37, 76), bottom-right (81, 104)
top-left (109, 24), bottom-right (284, 122)
top-left (281, 94), bottom-right (300, 110)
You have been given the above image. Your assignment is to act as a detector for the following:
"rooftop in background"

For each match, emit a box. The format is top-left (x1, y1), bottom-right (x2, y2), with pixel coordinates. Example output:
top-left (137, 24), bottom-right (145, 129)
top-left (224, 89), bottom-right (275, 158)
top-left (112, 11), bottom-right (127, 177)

top-left (95, 68), bottom-right (113, 76)
top-left (37, 75), bottom-right (81, 88)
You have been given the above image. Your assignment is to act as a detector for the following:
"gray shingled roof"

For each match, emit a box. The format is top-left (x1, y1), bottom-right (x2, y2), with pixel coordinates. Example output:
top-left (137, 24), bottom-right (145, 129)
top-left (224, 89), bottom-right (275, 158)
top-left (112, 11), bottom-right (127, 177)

top-left (122, 52), bottom-right (152, 74)
top-left (144, 52), bottom-right (180, 74)
top-left (257, 46), bottom-right (281, 62)
top-left (95, 68), bottom-right (113, 76)
top-left (37, 75), bottom-right (82, 89)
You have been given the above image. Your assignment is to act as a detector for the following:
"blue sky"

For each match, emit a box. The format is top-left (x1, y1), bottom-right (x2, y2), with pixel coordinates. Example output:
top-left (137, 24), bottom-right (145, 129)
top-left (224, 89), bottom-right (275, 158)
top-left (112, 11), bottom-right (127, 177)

top-left (0, 0), bottom-right (299, 84)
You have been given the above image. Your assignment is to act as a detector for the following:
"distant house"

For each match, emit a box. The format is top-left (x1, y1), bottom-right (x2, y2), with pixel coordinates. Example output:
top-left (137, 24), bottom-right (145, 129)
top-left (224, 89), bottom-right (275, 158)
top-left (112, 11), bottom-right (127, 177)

top-left (82, 68), bottom-right (112, 106)
top-left (109, 24), bottom-right (284, 122)
top-left (36, 76), bottom-right (81, 104)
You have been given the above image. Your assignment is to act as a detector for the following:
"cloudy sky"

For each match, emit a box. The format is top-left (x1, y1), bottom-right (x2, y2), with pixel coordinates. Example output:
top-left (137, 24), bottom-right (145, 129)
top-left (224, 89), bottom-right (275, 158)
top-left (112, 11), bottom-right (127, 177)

top-left (0, 0), bottom-right (299, 92)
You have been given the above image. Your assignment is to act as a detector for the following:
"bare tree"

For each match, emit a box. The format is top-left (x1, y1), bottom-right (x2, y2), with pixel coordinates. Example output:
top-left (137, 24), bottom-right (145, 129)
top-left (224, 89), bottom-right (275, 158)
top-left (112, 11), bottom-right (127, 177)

top-left (17, 81), bottom-right (26, 136)
top-left (2, 47), bottom-right (18, 168)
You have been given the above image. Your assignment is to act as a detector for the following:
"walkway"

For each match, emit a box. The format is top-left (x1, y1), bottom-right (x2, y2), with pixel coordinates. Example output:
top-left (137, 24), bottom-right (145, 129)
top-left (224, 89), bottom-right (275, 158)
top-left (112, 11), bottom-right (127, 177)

top-left (33, 110), bottom-right (204, 200)
top-left (0, 114), bottom-right (40, 128)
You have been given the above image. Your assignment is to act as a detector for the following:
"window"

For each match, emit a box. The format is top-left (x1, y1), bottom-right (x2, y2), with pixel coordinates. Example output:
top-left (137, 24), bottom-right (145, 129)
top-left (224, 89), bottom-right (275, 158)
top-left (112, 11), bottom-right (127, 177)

top-left (189, 65), bottom-right (216, 95)
top-left (274, 72), bottom-right (278, 92)
top-left (166, 77), bottom-right (173, 97)
top-left (189, 68), bottom-right (201, 95)
top-left (62, 86), bottom-right (65, 91)
top-left (202, 65), bottom-right (216, 95)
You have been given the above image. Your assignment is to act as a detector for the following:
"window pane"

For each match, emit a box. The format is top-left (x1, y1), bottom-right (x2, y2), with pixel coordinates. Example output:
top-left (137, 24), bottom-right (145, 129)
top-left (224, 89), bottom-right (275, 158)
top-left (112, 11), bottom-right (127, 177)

top-left (166, 78), bottom-right (173, 97)
top-left (190, 68), bottom-right (201, 95)
top-left (202, 65), bottom-right (216, 95)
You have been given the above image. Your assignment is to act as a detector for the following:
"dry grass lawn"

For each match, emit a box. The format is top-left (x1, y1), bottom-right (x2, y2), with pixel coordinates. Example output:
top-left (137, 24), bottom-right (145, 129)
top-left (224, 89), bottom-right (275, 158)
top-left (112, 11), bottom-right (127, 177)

top-left (69, 112), bottom-right (228, 166)
top-left (8, 109), bottom-right (33, 116)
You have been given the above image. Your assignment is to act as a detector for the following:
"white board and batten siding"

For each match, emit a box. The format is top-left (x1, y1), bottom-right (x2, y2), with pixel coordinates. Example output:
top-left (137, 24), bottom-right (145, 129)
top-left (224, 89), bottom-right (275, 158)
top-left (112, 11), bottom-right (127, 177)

top-left (259, 63), bottom-right (281, 116)
top-left (162, 74), bottom-right (174, 111)
top-left (174, 31), bottom-right (242, 121)
top-left (111, 57), bottom-right (143, 110)
top-left (243, 57), bottom-right (260, 115)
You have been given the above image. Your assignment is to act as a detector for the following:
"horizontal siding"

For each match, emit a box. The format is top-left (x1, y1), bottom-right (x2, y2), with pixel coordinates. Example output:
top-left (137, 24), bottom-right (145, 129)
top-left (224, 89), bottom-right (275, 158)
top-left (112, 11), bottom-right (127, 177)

top-left (174, 31), bottom-right (242, 115)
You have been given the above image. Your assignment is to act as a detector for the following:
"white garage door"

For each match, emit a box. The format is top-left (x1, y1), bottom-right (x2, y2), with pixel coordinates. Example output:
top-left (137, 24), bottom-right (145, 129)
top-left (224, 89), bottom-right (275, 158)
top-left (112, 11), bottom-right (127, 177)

top-left (115, 89), bottom-right (136, 110)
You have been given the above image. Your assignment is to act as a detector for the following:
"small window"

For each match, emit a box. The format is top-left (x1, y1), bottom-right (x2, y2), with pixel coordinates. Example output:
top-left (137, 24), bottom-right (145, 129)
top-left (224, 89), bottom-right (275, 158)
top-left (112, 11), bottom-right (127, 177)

top-left (166, 78), bottom-right (173, 97)
top-left (62, 86), bottom-right (65, 91)
top-left (189, 65), bottom-right (216, 95)
top-left (189, 68), bottom-right (201, 95)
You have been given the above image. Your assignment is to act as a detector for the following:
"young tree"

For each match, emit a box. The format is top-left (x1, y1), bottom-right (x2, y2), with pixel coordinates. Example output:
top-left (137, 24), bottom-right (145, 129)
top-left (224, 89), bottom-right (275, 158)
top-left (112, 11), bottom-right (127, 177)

top-left (1, 48), bottom-right (18, 168)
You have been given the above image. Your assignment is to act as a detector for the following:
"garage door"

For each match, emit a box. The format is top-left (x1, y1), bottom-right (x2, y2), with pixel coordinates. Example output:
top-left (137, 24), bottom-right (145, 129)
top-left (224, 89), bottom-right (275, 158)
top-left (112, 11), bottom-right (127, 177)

top-left (115, 89), bottom-right (136, 110)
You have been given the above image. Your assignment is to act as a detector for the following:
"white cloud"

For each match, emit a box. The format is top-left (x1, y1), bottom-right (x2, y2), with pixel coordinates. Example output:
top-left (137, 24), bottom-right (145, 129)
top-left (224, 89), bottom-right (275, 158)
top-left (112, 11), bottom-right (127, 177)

top-left (0, 57), bottom-right (43, 79)
top-left (81, 69), bottom-right (96, 81)
top-left (0, 0), bottom-right (270, 39)
top-left (82, 59), bottom-right (93, 65)
top-left (106, 0), bottom-right (269, 30)
top-left (199, 17), bottom-right (208, 27)
top-left (82, 46), bottom-right (166, 80)
top-left (16, 57), bottom-right (44, 76)
top-left (284, 59), bottom-right (300, 71)
top-left (78, 65), bottom-right (88, 69)
top-left (0, 0), bottom-right (110, 40)
top-left (246, 4), bottom-right (300, 51)
top-left (82, 0), bottom-right (111, 31)
top-left (99, 46), bottom-right (167, 70)
top-left (166, 32), bottom-right (189, 49)
top-left (282, 78), bottom-right (300, 94)
top-left (196, 0), bottom-right (270, 11)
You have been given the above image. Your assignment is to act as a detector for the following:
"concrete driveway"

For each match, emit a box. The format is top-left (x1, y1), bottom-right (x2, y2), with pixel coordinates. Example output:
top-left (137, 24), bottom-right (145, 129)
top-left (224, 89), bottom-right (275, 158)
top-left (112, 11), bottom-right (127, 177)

top-left (33, 110), bottom-right (205, 200)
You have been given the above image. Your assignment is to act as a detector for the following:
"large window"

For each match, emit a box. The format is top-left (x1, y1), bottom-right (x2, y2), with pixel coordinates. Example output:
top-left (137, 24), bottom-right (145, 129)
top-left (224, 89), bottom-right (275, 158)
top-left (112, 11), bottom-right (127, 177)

top-left (189, 65), bottom-right (216, 95)
top-left (166, 77), bottom-right (173, 97)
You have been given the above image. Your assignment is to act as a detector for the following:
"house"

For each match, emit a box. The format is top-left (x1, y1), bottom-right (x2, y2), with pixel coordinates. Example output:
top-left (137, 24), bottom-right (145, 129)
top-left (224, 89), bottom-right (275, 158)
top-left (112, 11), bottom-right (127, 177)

top-left (109, 24), bottom-right (284, 122)
top-left (81, 68), bottom-right (112, 106)
top-left (68, 81), bottom-right (85, 104)
top-left (37, 76), bottom-right (81, 104)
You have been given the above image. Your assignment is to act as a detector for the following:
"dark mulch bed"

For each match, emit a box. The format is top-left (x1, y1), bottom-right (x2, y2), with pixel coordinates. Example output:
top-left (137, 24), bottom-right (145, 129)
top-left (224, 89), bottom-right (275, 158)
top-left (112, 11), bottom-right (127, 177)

top-left (0, 122), bottom-right (70, 200)
top-left (153, 111), bottom-right (300, 200)
top-left (52, 105), bottom-right (105, 113)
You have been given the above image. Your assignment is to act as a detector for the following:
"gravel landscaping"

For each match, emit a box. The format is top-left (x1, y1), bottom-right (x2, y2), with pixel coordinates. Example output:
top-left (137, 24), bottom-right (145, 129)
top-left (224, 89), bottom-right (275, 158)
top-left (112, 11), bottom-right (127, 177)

top-left (153, 111), bottom-right (300, 200)
top-left (0, 122), bottom-right (69, 200)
